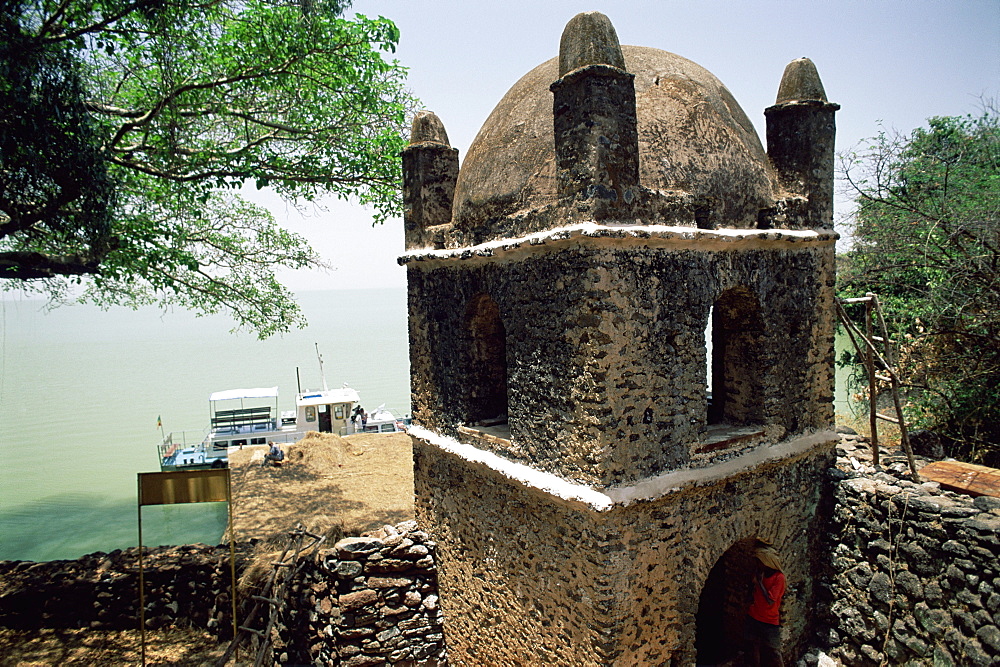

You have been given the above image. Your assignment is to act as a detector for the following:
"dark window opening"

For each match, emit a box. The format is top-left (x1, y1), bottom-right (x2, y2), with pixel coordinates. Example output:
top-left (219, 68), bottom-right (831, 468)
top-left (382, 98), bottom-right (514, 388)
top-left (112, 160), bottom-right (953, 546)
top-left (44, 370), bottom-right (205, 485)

top-left (695, 205), bottom-right (714, 229)
top-left (756, 207), bottom-right (774, 230)
top-left (708, 286), bottom-right (765, 426)
top-left (467, 294), bottom-right (508, 426)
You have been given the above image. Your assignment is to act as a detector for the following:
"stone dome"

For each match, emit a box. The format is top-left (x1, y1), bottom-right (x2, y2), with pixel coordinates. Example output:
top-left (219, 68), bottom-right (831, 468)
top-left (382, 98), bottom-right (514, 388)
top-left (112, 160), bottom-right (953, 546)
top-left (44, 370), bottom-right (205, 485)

top-left (452, 45), bottom-right (779, 232)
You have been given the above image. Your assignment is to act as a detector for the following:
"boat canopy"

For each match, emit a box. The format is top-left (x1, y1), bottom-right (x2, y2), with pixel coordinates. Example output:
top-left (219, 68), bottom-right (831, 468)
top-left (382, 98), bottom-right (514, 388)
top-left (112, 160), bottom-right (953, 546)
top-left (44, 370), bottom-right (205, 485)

top-left (296, 387), bottom-right (361, 407)
top-left (210, 387), bottom-right (280, 402)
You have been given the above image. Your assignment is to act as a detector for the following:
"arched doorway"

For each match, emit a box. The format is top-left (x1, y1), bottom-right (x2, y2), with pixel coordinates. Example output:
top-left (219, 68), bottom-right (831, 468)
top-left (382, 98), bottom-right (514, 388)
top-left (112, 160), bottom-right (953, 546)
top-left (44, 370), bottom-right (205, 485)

top-left (466, 293), bottom-right (508, 425)
top-left (708, 287), bottom-right (765, 426)
top-left (694, 538), bottom-right (760, 665)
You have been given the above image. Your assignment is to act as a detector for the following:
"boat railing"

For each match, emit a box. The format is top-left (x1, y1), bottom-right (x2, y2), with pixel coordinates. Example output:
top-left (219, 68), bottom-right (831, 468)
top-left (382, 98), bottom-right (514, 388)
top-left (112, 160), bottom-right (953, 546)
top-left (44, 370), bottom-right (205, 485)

top-left (162, 430), bottom-right (210, 448)
top-left (257, 431), bottom-right (303, 446)
top-left (210, 419), bottom-right (279, 437)
top-left (159, 431), bottom-right (212, 459)
top-left (208, 430), bottom-right (302, 448)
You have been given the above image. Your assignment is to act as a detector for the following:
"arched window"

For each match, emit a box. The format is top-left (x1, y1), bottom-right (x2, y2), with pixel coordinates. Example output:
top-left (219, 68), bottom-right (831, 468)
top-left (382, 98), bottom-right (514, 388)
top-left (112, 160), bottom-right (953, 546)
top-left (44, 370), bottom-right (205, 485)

top-left (707, 286), bottom-right (765, 425)
top-left (466, 294), bottom-right (508, 425)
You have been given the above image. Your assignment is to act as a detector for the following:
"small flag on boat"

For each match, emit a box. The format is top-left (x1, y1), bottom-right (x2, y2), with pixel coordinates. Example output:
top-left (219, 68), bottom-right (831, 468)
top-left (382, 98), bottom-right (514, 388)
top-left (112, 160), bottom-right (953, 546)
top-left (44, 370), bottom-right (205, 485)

top-left (157, 415), bottom-right (162, 429)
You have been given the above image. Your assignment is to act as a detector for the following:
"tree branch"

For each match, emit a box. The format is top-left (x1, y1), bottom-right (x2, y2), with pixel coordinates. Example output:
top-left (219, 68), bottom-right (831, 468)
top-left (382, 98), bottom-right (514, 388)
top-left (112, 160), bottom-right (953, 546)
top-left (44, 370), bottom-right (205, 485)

top-left (0, 250), bottom-right (99, 279)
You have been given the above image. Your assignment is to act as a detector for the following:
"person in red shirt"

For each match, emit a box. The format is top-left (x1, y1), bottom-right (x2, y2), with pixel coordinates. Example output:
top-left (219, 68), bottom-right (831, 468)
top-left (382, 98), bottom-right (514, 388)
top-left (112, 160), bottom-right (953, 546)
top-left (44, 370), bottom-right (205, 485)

top-left (747, 545), bottom-right (786, 666)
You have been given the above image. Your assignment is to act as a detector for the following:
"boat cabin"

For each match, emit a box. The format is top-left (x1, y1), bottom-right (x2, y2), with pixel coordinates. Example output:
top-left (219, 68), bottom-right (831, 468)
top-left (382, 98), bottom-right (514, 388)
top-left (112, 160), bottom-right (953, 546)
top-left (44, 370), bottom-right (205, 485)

top-left (295, 386), bottom-right (361, 435)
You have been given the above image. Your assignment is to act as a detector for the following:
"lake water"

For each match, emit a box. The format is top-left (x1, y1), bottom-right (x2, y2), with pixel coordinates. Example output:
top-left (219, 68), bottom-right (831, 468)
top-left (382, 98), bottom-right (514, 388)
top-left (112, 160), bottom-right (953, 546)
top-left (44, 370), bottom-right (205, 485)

top-left (0, 289), bottom-right (856, 562)
top-left (0, 289), bottom-right (411, 562)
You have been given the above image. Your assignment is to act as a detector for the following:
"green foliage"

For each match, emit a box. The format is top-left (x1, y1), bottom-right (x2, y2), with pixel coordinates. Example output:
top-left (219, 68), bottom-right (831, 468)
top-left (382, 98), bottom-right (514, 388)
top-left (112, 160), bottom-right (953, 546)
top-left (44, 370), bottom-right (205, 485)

top-left (839, 109), bottom-right (1000, 464)
top-left (0, 2), bottom-right (117, 278)
top-left (1, 0), bottom-right (416, 336)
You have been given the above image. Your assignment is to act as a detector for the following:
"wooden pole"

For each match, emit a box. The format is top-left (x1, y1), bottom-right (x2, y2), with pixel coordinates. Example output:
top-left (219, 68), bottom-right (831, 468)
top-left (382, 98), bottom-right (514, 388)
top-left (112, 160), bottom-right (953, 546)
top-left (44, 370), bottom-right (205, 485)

top-left (228, 469), bottom-right (238, 663)
top-left (864, 298), bottom-right (880, 465)
top-left (871, 294), bottom-right (919, 480)
top-left (137, 479), bottom-right (146, 667)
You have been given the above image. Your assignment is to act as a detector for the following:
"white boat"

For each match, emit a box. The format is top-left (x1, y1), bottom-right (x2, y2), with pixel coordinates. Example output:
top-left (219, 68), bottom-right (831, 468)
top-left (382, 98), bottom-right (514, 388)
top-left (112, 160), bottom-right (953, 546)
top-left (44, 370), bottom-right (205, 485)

top-left (355, 404), bottom-right (407, 434)
top-left (157, 389), bottom-right (407, 471)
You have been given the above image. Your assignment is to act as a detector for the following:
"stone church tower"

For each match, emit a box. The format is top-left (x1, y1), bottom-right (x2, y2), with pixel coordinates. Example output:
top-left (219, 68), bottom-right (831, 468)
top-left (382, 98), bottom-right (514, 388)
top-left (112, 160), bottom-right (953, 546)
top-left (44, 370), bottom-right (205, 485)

top-left (400, 12), bottom-right (839, 665)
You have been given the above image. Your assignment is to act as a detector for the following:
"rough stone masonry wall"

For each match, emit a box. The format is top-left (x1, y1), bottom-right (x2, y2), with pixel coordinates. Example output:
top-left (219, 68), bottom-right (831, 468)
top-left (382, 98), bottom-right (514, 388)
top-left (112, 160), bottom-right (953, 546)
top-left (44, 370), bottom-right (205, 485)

top-left (412, 432), bottom-right (836, 666)
top-left (818, 434), bottom-right (1000, 666)
top-left (613, 438), bottom-right (836, 666)
top-left (273, 520), bottom-right (447, 667)
top-left (411, 436), bottom-right (626, 666)
top-left (406, 237), bottom-right (834, 488)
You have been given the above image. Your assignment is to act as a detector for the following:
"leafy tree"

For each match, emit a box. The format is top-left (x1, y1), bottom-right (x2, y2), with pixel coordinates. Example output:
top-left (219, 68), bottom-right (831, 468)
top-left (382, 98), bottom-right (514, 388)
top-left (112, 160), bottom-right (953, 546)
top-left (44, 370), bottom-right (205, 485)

top-left (839, 109), bottom-right (1000, 465)
top-left (1, 0), bottom-right (415, 336)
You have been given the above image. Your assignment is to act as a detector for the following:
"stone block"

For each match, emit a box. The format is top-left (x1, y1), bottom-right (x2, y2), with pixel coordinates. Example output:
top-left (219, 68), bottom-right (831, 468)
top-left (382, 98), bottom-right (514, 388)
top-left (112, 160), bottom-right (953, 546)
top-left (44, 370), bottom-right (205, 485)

top-left (899, 542), bottom-right (935, 576)
top-left (976, 624), bottom-right (1000, 654)
top-left (339, 589), bottom-right (379, 611)
top-left (869, 571), bottom-right (894, 604)
top-left (960, 638), bottom-right (994, 667)
top-left (895, 569), bottom-right (924, 599)
top-left (336, 537), bottom-right (384, 559)
top-left (368, 575), bottom-right (412, 589)
top-left (940, 539), bottom-right (970, 557)
top-left (932, 644), bottom-right (955, 667)
top-left (914, 602), bottom-right (948, 636)
top-left (366, 558), bottom-right (413, 573)
top-left (335, 561), bottom-right (364, 579)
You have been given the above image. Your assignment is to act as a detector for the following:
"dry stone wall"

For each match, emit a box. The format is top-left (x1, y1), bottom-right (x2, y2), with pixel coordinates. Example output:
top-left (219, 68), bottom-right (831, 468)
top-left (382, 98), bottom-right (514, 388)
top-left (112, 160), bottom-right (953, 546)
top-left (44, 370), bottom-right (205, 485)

top-left (0, 544), bottom-right (243, 635)
top-left (0, 524), bottom-right (446, 666)
top-left (275, 520), bottom-right (447, 667)
top-left (818, 433), bottom-right (1000, 666)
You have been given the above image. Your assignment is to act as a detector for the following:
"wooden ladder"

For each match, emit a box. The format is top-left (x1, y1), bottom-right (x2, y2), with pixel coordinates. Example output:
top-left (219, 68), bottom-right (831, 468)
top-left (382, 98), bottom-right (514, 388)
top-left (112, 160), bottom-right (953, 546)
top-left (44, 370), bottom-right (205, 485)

top-left (837, 293), bottom-right (919, 479)
top-left (215, 524), bottom-right (326, 667)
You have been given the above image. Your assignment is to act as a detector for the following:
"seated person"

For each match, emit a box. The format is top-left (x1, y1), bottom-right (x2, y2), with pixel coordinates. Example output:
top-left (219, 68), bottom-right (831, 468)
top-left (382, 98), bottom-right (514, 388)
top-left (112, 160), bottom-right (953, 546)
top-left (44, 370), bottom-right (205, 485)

top-left (262, 441), bottom-right (285, 466)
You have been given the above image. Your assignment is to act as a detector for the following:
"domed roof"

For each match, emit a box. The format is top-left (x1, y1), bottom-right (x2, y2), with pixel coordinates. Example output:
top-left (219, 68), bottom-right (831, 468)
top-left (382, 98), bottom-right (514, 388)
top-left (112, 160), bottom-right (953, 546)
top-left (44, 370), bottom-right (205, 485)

top-left (452, 45), bottom-right (779, 232)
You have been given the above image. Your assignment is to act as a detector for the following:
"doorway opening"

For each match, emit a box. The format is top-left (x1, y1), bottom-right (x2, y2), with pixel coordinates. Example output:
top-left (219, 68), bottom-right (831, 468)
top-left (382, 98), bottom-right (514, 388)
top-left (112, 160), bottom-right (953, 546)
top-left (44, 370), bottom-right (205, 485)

top-left (694, 538), bottom-right (760, 665)
top-left (318, 404), bottom-right (332, 433)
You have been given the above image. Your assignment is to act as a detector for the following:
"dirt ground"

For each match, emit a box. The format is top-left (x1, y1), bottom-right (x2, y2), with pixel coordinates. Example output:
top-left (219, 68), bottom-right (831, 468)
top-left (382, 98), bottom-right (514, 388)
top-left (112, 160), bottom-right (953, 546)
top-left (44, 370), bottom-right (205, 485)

top-left (228, 431), bottom-right (415, 543)
top-left (0, 432), bottom-right (415, 666)
top-left (0, 627), bottom-right (227, 666)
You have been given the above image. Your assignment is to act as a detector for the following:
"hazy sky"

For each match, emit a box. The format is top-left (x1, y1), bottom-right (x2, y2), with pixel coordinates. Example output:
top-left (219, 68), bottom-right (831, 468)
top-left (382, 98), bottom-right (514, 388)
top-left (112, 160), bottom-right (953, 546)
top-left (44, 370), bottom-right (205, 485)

top-left (270, 0), bottom-right (1000, 292)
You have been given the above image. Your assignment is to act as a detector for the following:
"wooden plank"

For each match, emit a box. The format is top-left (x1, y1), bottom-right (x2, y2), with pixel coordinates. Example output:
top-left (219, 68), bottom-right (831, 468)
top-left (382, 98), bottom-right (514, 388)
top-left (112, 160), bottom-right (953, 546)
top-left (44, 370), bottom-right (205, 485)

top-left (919, 460), bottom-right (1000, 498)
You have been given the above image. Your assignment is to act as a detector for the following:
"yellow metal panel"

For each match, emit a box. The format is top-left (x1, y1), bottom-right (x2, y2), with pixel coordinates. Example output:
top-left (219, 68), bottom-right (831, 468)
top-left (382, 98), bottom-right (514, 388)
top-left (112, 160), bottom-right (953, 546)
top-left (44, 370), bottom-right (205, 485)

top-left (138, 469), bottom-right (230, 506)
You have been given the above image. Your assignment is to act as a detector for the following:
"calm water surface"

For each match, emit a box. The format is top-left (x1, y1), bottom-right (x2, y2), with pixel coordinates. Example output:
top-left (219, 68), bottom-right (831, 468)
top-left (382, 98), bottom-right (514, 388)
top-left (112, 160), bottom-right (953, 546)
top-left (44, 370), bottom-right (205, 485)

top-left (0, 289), bottom-right (410, 561)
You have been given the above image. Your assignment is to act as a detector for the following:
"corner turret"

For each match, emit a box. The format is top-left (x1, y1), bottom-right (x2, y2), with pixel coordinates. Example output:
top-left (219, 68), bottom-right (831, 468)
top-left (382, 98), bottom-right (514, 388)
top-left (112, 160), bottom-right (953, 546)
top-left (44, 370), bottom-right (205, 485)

top-left (765, 58), bottom-right (839, 229)
top-left (550, 12), bottom-right (639, 216)
top-left (402, 111), bottom-right (459, 249)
